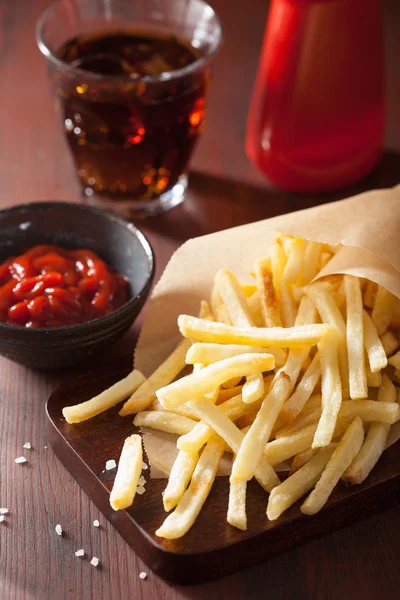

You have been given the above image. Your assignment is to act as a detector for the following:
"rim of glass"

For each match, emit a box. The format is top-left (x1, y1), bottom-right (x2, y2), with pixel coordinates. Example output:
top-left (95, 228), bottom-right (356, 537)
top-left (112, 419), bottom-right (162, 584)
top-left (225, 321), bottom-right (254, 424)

top-left (36, 0), bottom-right (223, 84)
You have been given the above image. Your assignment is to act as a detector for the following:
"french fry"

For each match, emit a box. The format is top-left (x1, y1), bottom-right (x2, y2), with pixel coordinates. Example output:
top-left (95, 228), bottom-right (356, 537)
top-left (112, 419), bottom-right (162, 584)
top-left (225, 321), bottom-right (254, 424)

top-left (216, 269), bottom-right (256, 327)
top-left (371, 285), bottom-right (397, 335)
top-left (178, 315), bottom-right (329, 349)
top-left (344, 276), bottom-right (368, 399)
top-left (283, 237), bottom-right (304, 285)
top-left (363, 310), bottom-right (387, 373)
top-left (133, 411), bottom-right (198, 435)
top-left (189, 397), bottom-right (280, 491)
top-left (186, 343), bottom-right (286, 367)
top-left (242, 373), bottom-right (265, 404)
top-left (230, 372), bottom-right (292, 482)
top-left (227, 480), bottom-right (247, 530)
top-left (380, 330), bottom-right (399, 357)
top-left (364, 280), bottom-right (377, 308)
top-left (156, 437), bottom-right (225, 539)
top-left (275, 406), bottom-right (321, 439)
top-left (280, 352), bottom-right (321, 423)
top-left (388, 351), bottom-right (400, 370)
top-left (163, 450), bottom-right (199, 512)
top-left (247, 291), bottom-right (264, 327)
top-left (63, 369), bottom-right (146, 423)
top-left (270, 237), bottom-right (297, 327)
top-left (319, 251), bottom-right (332, 270)
top-left (343, 375), bottom-right (396, 485)
top-left (301, 417), bottom-right (364, 515)
top-left (304, 283), bottom-right (349, 397)
top-left (254, 257), bottom-right (282, 327)
top-left (267, 445), bottom-right (336, 520)
top-left (110, 434), bottom-right (142, 511)
top-left (157, 353), bottom-right (275, 409)
top-left (299, 240), bottom-right (322, 285)
top-left (264, 418), bottom-right (350, 467)
top-left (119, 340), bottom-right (191, 416)
top-left (290, 448), bottom-right (318, 475)
top-left (307, 399), bottom-right (399, 426)
top-left (313, 328), bottom-right (342, 448)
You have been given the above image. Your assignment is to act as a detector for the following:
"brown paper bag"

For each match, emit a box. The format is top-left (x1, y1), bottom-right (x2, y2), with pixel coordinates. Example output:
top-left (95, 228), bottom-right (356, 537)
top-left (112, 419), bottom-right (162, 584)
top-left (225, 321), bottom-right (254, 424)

top-left (135, 186), bottom-right (400, 477)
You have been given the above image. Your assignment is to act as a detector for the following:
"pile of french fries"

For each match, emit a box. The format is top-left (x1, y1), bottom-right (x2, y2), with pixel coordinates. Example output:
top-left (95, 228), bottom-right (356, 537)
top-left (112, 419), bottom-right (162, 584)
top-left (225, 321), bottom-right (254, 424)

top-left (63, 234), bottom-right (400, 539)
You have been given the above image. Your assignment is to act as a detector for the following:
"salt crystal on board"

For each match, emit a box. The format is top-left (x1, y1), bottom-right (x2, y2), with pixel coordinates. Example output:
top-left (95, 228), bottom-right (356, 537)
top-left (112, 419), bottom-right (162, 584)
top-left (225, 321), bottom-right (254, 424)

top-left (0, 508), bottom-right (9, 514)
top-left (139, 572), bottom-right (148, 580)
top-left (93, 520), bottom-right (100, 527)
top-left (105, 460), bottom-right (116, 470)
top-left (75, 549), bottom-right (85, 557)
top-left (23, 442), bottom-right (32, 450)
top-left (90, 557), bottom-right (99, 567)
top-left (15, 456), bottom-right (27, 464)
top-left (55, 524), bottom-right (63, 536)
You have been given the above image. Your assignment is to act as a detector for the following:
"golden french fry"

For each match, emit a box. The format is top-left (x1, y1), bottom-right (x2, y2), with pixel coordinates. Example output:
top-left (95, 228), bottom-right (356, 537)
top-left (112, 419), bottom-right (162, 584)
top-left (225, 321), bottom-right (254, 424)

top-left (216, 269), bottom-right (256, 327)
top-left (157, 353), bottom-right (275, 409)
top-left (247, 291), bottom-right (265, 327)
top-left (283, 237), bottom-right (304, 285)
top-left (242, 372), bottom-right (265, 404)
top-left (342, 375), bottom-right (396, 485)
top-left (388, 351), bottom-right (400, 370)
top-left (186, 343), bottom-right (286, 367)
top-left (313, 328), bottom-right (342, 448)
top-left (364, 280), bottom-right (377, 308)
top-left (363, 310), bottom-right (387, 373)
top-left (371, 285), bottom-right (397, 335)
top-left (156, 437), bottom-right (224, 539)
top-left (230, 372), bottom-right (292, 482)
top-left (380, 330), bottom-right (399, 357)
top-left (280, 352), bottom-right (321, 423)
top-left (149, 398), bottom-right (200, 421)
top-left (163, 450), bottom-right (199, 512)
top-left (63, 369), bottom-right (146, 423)
top-left (304, 283), bottom-right (349, 397)
top-left (299, 240), bottom-right (322, 285)
top-left (307, 399), bottom-right (399, 426)
top-left (270, 238), bottom-right (296, 327)
top-left (227, 480), bottom-right (247, 530)
top-left (133, 411), bottom-right (197, 435)
top-left (178, 315), bottom-right (329, 349)
top-left (275, 406), bottom-right (321, 439)
top-left (301, 417), bottom-right (364, 515)
top-left (267, 445), bottom-right (336, 520)
top-left (110, 434), bottom-right (143, 511)
top-left (254, 257), bottom-right (282, 327)
top-left (319, 251), bottom-right (332, 270)
top-left (344, 276), bottom-right (368, 399)
top-left (120, 340), bottom-right (191, 416)
top-left (264, 418), bottom-right (350, 467)
top-left (386, 421), bottom-right (400, 449)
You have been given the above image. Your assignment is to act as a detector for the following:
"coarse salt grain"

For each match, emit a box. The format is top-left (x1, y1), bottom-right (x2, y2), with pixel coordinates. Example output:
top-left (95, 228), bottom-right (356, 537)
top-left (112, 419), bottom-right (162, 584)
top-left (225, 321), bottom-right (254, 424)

top-left (138, 475), bottom-right (146, 486)
top-left (23, 442), bottom-right (32, 450)
top-left (136, 486), bottom-right (146, 495)
top-left (75, 549), bottom-right (85, 557)
top-left (90, 557), bottom-right (99, 567)
top-left (0, 508), bottom-right (9, 514)
top-left (105, 460), bottom-right (116, 470)
top-left (15, 456), bottom-right (27, 464)
top-left (93, 520), bottom-right (100, 527)
top-left (142, 462), bottom-right (148, 470)
top-left (55, 524), bottom-right (63, 536)
top-left (139, 572), bottom-right (148, 580)
top-left (0, 516), bottom-right (5, 523)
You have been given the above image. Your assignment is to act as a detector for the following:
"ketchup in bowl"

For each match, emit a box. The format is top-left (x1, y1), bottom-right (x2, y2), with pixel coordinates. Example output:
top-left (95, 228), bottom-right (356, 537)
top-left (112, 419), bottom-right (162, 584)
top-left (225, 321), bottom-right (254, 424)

top-left (0, 245), bottom-right (130, 328)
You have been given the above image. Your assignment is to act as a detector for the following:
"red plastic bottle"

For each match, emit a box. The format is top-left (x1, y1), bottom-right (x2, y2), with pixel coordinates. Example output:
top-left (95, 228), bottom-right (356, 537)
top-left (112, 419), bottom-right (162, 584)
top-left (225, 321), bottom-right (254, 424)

top-left (246, 0), bottom-right (384, 193)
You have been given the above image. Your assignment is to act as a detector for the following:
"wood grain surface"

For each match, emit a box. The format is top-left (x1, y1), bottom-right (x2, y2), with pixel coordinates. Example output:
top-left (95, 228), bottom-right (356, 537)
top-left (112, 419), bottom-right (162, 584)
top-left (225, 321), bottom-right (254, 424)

top-left (0, 0), bottom-right (400, 598)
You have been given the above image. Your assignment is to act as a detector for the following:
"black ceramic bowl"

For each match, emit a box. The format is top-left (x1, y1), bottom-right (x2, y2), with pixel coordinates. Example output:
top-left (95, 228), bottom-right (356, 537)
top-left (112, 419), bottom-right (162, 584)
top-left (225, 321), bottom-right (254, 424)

top-left (0, 202), bottom-right (154, 369)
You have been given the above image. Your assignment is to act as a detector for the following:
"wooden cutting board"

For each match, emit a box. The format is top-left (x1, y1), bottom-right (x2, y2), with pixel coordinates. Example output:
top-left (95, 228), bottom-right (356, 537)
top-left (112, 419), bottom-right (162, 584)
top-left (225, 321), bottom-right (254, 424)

top-left (47, 358), bottom-right (400, 584)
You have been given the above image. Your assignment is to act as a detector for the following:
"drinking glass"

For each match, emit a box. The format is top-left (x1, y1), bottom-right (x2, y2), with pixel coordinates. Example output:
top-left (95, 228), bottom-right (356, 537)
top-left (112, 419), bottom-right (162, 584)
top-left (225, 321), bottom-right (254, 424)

top-left (37, 0), bottom-right (222, 217)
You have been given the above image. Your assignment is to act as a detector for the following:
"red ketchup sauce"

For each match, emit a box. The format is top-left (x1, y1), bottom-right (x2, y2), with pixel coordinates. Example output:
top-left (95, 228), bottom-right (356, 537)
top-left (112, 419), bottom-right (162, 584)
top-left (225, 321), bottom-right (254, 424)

top-left (0, 245), bottom-right (130, 328)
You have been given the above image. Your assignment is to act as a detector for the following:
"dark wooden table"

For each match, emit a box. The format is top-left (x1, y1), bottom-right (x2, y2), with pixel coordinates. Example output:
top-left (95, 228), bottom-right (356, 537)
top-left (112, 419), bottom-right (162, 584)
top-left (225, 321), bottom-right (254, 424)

top-left (1, 1), bottom-right (400, 598)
